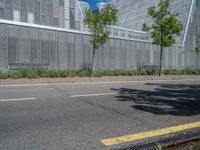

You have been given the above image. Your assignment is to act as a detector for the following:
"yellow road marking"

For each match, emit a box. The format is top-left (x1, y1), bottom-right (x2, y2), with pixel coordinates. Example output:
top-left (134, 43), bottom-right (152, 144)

top-left (101, 121), bottom-right (200, 146)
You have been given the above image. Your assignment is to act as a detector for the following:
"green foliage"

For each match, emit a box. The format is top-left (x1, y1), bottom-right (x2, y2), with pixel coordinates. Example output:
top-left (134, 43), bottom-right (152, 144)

top-left (142, 0), bottom-right (183, 76)
top-left (193, 36), bottom-right (200, 68)
top-left (84, 4), bottom-right (118, 71)
top-left (154, 144), bottom-right (163, 150)
top-left (194, 36), bottom-right (200, 55)
top-left (8, 70), bottom-right (23, 79)
top-left (142, 0), bottom-right (183, 47)
top-left (0, 72), bottom-right (8, 79)
top-left (84, 4), bottom-right (118, 49)
top-left (0, 69), bottom-right (200, 79)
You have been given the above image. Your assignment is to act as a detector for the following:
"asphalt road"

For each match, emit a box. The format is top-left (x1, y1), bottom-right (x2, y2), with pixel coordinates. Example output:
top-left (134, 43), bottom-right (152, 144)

top-left (0, 79), bottom-right (200, 150)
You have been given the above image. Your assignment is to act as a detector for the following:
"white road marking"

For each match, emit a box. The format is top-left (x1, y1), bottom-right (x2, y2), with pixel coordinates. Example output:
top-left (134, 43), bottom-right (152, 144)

top-left (71, 93), bottom-right (117, 98)
top-left (0, 98), bottom-right (37, 102)
top-left (0, 84), bottom-right (50, 87)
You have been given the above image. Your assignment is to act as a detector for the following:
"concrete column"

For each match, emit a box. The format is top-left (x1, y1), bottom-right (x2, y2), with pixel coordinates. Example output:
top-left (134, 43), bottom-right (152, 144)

top-left (13, 10), bottom-right (20, 22)
top-left (28, 13), bottom-right (34, 24)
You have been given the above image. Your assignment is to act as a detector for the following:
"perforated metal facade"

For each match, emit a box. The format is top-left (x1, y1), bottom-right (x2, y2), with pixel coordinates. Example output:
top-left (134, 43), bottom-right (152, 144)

top-left (110, 0), bottom-right (193, 45)
top-left (0, 0), bottom-right (199, 71)
top-left (0, 0), bottom-right (86, 30)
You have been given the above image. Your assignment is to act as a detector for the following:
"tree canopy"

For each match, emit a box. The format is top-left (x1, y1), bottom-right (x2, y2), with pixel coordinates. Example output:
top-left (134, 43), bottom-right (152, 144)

top-left (142, 0), bottom-right (183, 76)
top-left (84, 4), bottom-right (118, 71)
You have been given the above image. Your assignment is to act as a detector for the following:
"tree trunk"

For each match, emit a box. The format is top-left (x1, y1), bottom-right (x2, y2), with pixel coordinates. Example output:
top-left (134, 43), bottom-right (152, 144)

top-left (91, 43), bottom-right (96, 73)
top-left (159, 45), bottom-right (163, 76)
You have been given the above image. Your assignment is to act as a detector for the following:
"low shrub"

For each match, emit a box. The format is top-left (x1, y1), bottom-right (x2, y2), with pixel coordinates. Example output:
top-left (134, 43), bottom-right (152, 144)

top-left (0, 69), bottom-right (199, 79)
top-left (0, 72), bottom-right (8, 79)
top-left (8, 70), bottom-right (23, 79)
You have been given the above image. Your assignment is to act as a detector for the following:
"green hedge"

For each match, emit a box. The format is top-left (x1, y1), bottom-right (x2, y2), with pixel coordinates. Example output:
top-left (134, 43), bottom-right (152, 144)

top-left (0, 69), bottom-right (200, 79)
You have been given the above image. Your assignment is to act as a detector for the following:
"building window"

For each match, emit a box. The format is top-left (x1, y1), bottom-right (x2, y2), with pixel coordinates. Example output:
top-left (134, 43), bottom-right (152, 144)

top-left (54, 17), bottom-right (58, 26)
top-left (34, 0), bottom-right (40, 24)
top-left (28, 0), bottom-right (33, 13)
top-left (0, 0), bottom-right (4, 19)
top-left (21, 0), bottom-right (27, 22)
top-left (59, 0), bottom-right (64, 6)
top-left (70, 8), bottom-right (75, 29)
top-left (70, 0), bottom-right (75, 29)
top-left (0, 8), bottom-right (4, 18)
top-left (5, 0), bottom-right (13, 20)
top-left (0, 0), bottom-right (4, 8)
top-left (13, 0), bottom-right (19, 11)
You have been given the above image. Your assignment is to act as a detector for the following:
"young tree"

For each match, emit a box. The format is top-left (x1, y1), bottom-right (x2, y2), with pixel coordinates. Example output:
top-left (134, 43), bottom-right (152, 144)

top-left (84, 4), bottom-right (118, 72)
top-left (142, 0), bottom-right (183, 76)
top-left (194, 36), bottom-right (200, 69)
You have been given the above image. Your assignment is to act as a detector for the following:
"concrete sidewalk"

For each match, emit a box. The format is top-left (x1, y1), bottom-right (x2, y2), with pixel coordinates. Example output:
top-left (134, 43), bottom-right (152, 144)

top-left (0, 75), bottom-right (200, 85)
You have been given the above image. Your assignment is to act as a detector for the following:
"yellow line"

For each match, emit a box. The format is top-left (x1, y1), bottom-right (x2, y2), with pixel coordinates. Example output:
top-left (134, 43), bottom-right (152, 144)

top-left (101, 121), bottom-right (200, 146)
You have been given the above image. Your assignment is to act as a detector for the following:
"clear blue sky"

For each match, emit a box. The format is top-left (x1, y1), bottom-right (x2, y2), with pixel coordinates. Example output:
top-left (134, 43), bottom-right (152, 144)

top-left (81, 0), bottom-right (111, 10)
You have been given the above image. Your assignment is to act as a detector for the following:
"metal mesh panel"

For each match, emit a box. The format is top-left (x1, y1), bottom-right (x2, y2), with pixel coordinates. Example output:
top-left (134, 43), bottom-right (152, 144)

top-left (7, 25), bottom-right (18, 64)
top-left (49, 30), bottom-right (58, 69)
top-left (131, 41), bottom-right (137, 69)
top-left (74, 33), bottom-right (83, 69)
top-left (109, 39), bottom-right (117, 69)
top-left (30, 28), bottom-right (41, 63)
top-left (67, 32), bottom-right (75, 69)
top-left (0, 24), bottom-right (8, 69)
top-left (110, 0), bottom-right (193, 45)
top-left (1, 0), bottom-right (65, 28)
top-left (58, 31), bottom-right (68, 69)
top-left (120, 40), bottom-right (127, 68)
top-left (0, 9), bottom-right (199, 71)
top-left (115, 39), bottom-right (121, 68)
top-left (41, 30), bottom-right (49, 65)
top-left (18, 26), bottom-right (30, 63)
top-left (82, 35), bottom-right (91, 69)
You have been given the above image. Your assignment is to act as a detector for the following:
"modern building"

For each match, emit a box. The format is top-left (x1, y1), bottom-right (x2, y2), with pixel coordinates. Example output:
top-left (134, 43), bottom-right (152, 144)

top-left (0, 0), bottom-right (199, 71)
top-left (0, 0), bottom-right (87, 30)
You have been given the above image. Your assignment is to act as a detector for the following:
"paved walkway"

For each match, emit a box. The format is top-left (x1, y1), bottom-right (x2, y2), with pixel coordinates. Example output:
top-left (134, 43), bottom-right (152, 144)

top-left (0, 75), bottom-right (199, 85)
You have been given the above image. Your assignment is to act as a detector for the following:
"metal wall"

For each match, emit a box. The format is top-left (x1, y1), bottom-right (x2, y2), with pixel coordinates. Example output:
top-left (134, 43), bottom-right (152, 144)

top-left (110, 0), bottom-right (192, 45)
top-left (0, 0), bottom-right (199, 71)
top-left (183, 0), bottom-right (200, 68)
top-left (0, 22), bottom-right (198, 71)
top-left (0, 0), bottom-right (85, 30)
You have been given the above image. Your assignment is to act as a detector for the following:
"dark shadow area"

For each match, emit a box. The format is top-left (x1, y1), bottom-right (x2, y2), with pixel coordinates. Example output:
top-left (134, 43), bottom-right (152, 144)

top-left (111, 83), bottom-right (200, 116)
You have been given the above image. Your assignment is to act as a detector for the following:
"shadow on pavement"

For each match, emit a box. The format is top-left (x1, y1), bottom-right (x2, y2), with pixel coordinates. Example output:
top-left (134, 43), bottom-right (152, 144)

top-left (111, 83), bottom-right (200, 116)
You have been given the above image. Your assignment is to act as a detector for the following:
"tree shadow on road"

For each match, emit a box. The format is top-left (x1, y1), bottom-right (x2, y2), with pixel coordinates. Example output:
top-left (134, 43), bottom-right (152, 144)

top-left (111, 83), bottom-right (200, 116)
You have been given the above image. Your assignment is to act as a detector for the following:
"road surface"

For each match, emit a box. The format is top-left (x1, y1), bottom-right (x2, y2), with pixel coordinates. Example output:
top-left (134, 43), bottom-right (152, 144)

top-left (0, 79), bottom-right (200, 150)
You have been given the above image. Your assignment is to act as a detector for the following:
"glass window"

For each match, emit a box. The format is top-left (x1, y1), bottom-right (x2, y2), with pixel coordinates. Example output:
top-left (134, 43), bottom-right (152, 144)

top-left (5, 0), bottom-right (12, 9)
top-left (0, 8), bottom-right (4, 18)
top-left (21, 0), bottom-right (27, 22)
top-left (13, 0), bottom-right (19, 10)
top-left (41, 15), bottom-right (46, 25)
top-left (59, 0), bottom-right (64, 6)
top-left (53, 17), bottom-right (58, 26)
top-left (41, 1), bottom-right (46, 15)
top-left (34, 0), bottom-right (40, 24)
top-left (70, 8), bottom-right (75, 29)
top-left (0, 0), bottom-right (4, 8)
top-left (5, 0), bottom-right (13, 20)
top-left (35, 13), bottom-right (40, 24)
top-left (28, 0), bottom-right (33, 13)
top-left (69, 0), bottom-right (75, 9)
top-left (5, 8), bottom-right (12, 20)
